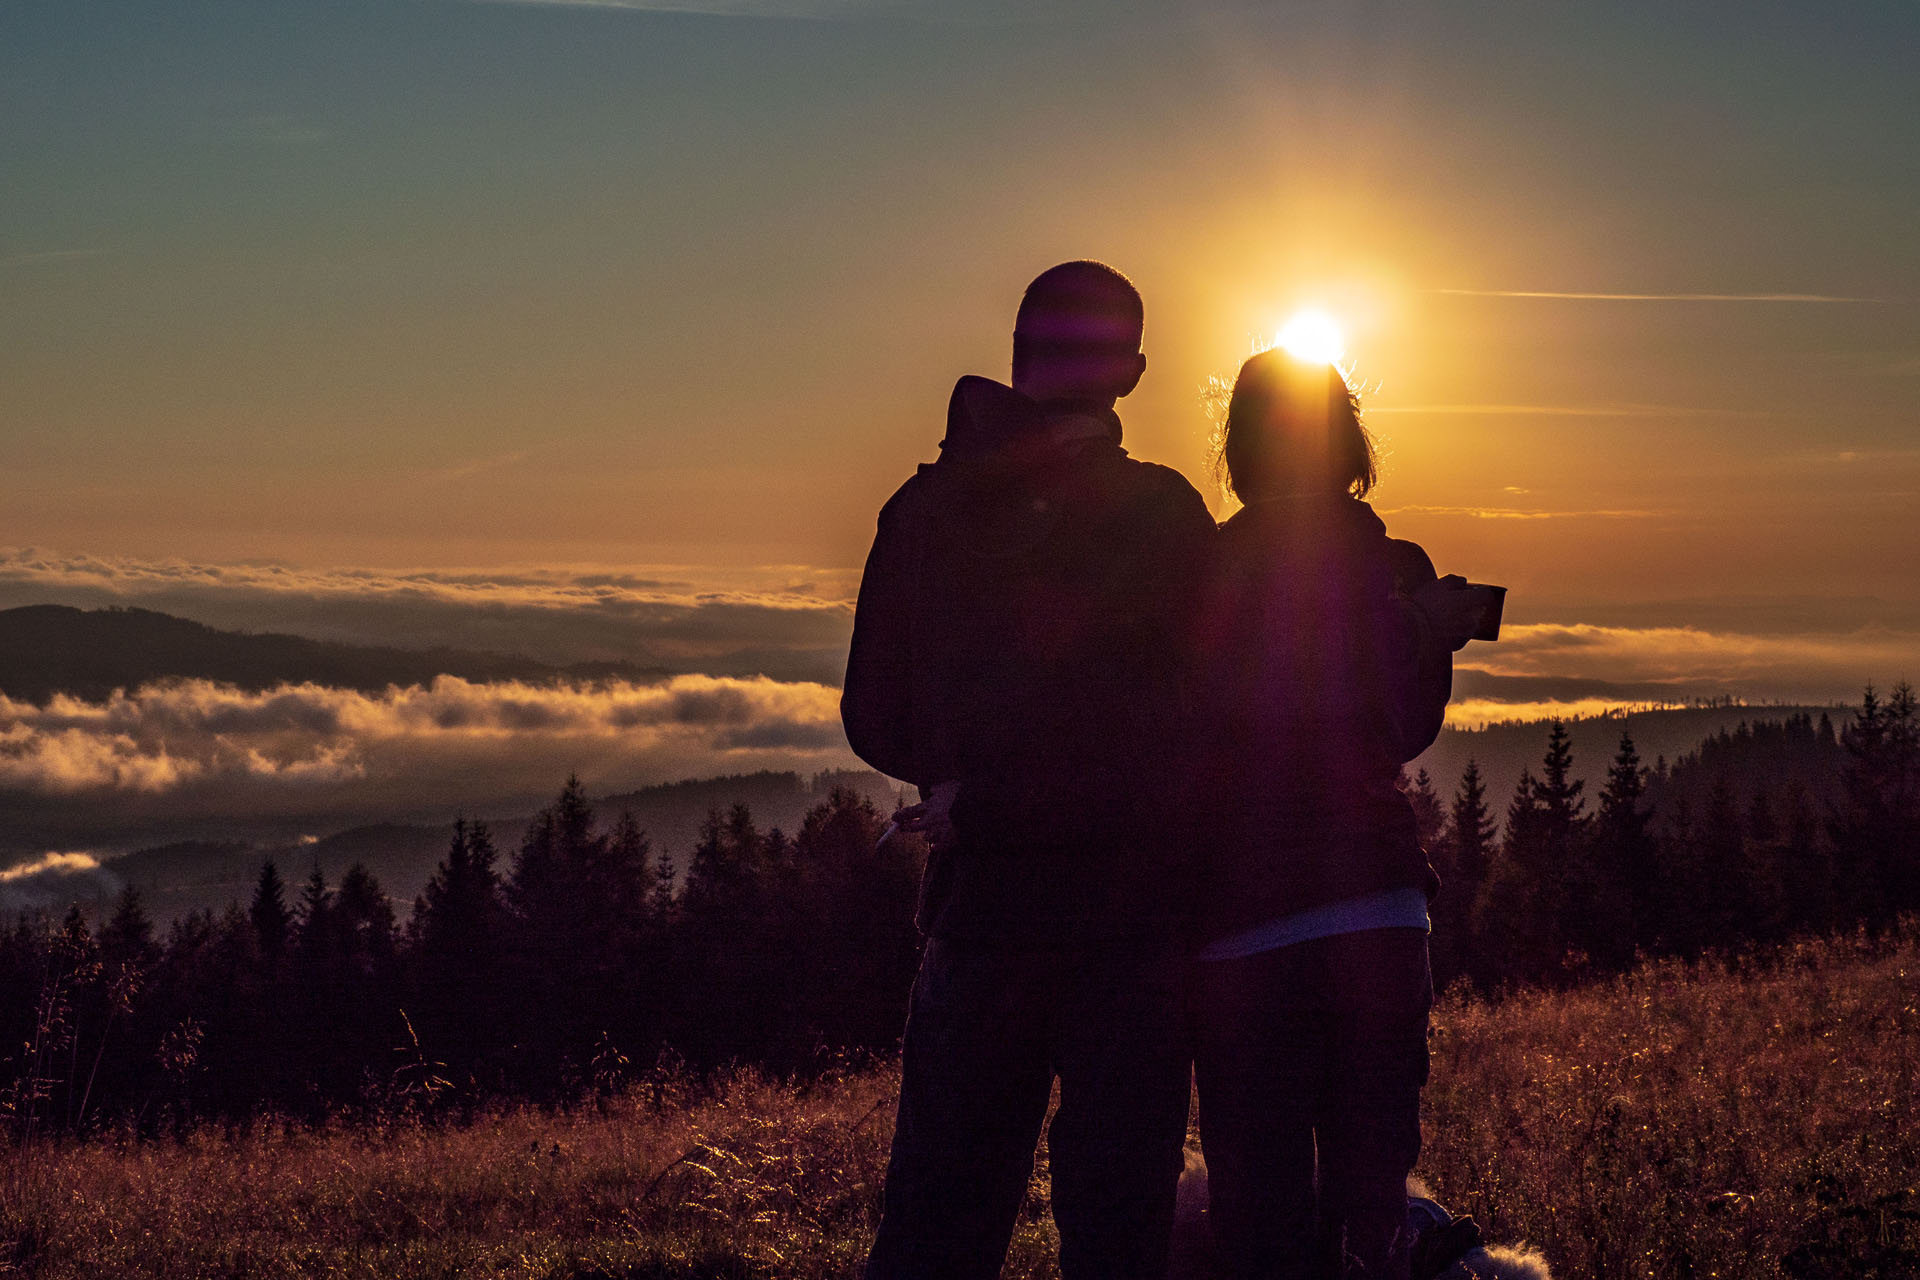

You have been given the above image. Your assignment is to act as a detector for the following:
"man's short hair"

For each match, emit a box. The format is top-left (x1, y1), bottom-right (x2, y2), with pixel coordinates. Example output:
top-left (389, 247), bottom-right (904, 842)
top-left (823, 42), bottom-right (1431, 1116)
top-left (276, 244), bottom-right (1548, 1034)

top-left (1014, 261), bottom-right (1144, 356)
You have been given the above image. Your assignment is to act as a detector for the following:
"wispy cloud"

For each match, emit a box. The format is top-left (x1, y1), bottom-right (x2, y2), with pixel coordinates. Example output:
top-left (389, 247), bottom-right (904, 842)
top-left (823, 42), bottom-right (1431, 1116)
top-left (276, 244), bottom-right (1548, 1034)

top-left (425, 449), bottom-right (534, 484)
top-left (0, 850), bottom-right (119, 914)
top-left (1380, 505), bottom-right (1656, 520)
top-left (465, 0), bottom-right (889, 17)
top-left (1433, 288), bottom-right (1896, 304)
top-left (234, 115), bottom-right (330, 145)
top-left (1, 248), bottom-right (109, 270)
top-left (0, 851), bottom-right (103, 884)
top-left (458, 0), bottom-right (1048, 25)
top-left (1366, 403), bottom-right (1747, 418)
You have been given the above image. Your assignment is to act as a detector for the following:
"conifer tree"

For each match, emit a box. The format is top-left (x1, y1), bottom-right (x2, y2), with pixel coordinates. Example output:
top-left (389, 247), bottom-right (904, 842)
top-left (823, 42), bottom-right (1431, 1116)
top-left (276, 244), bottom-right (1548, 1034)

top-left (1741, 789), bottom-right (1791, 939)
top-left (786, 788), bottom-right (914, 1061)
top-left (1448, 761), bottom-right (1493, 886)
top-left (1777, 781), bottom-right (1832, 934)
top-left (1834, 685), bottom-right (1886, 919)
top-left (1882, 682), bottom-right (1919, 911)
top-left (503, 778), bottom-right (642, 1093)
top-left (1692, 774), bottom-right (1749, 949)
top-left (98, 885), bottom-right (155, 970)
top-left (1537, 720), bottom-right (1588, 831)
top-left (649, 851), bottom-right (677, 919)
top-left (410, 819), bottom-right (507, 1083)
top-left (295, 866), bottom-right (334, 960)
top-left (1745, 792), bottom-right (1777, 845)
top-left (1432, 761), bottom-right (1493, 986)
top-left (674, 803), bottom-right (777, 1064)
top-left (1403, 768), bottom-right (1446, 853)
top-left (1504, 767), bottom-right (1540, 860)
top-left (1483, 723), bottom-right (1590, 980)
top-left (415, 819), bottom-right (503, 959)
top-left (1832, 683), bottom-right (1920, 922)
top-left (600, 810), bottom-right (655, 931)
top-left (1469, 765), bottom-right (1545, 982)
top-left (335, 863), bottom-right (397, 973)
top-left (1594, 729), bottom-right (1656, 957)
top-left (249, 860), bottom-right (292, 961)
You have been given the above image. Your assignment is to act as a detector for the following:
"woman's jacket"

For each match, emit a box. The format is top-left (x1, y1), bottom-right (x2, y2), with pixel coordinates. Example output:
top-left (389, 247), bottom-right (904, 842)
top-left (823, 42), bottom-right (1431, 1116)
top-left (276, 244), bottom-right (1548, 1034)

top-left (1192, 493), bottom-right (1452, 939)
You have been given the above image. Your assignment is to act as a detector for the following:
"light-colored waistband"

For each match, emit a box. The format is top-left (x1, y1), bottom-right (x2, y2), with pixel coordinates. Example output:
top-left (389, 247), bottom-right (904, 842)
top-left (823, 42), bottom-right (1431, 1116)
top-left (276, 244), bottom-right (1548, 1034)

top-left (1195, 886), bottom-right (1431, 962)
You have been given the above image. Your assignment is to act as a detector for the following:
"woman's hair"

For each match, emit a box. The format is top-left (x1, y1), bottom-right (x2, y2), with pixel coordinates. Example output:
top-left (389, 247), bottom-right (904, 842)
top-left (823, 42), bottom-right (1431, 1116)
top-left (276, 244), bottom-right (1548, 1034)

top-left (1213, 349), bottom-right (1377, 502)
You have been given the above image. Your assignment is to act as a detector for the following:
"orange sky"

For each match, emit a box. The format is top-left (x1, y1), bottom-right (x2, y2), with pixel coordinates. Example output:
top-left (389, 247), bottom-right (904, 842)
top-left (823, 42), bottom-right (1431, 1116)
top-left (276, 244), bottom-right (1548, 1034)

top-left (4, 1), bottom-right (1916, 717)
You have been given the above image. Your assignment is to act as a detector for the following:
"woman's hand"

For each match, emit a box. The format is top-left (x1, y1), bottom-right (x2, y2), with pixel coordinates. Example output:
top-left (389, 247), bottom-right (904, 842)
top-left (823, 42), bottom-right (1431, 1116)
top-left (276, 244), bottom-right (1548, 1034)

top-left (1410, 575), bottom-right (1483, 651)
top-left (892, 780), bottom-right (961, 853)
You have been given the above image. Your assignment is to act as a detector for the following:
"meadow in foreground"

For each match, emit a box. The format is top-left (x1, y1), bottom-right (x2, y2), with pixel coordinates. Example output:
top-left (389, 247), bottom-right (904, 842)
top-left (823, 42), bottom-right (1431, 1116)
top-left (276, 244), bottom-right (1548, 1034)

top-left (3, 925), bottom-right (1916, 1279)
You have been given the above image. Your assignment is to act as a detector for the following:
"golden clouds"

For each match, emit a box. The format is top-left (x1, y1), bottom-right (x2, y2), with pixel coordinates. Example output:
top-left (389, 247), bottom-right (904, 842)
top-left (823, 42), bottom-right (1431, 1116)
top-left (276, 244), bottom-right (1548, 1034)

top-left (0, 675), bottom-right (848, 799)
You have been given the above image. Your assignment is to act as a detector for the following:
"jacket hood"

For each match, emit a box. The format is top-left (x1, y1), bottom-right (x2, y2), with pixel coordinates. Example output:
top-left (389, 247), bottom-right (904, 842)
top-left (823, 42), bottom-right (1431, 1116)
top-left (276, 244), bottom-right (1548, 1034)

top-left (937, 375), bottom-right (1123, 461)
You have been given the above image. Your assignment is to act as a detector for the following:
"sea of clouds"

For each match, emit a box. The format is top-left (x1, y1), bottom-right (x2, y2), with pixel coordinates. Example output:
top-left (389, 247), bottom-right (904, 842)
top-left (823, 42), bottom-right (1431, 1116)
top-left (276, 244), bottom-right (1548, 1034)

top-left (1448, 619), bottom-right (1917, 726)
top-left (0, 546), bottom-right (1911, 864)
top-left (0, 674), bottom-right (853, 848)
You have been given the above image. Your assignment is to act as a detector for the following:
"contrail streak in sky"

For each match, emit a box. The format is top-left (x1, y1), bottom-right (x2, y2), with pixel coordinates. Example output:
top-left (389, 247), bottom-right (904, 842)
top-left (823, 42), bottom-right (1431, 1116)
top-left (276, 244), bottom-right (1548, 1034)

top-left (1435, 288), bottom-right (1892, 303)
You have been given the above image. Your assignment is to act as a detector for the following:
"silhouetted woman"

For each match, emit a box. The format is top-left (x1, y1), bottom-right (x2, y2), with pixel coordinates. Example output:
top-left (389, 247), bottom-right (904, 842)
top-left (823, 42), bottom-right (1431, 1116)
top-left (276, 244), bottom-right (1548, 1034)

top-left (1189, 350), bottom-right (1480, 1280)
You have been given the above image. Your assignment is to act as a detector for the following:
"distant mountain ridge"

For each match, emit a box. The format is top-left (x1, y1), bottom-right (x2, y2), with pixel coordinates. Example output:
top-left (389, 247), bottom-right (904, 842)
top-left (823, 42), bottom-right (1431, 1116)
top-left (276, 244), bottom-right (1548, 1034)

top-left (97, 768), bottom-right (906, 925)
top-left (0, 604), bottom-right (672, 702)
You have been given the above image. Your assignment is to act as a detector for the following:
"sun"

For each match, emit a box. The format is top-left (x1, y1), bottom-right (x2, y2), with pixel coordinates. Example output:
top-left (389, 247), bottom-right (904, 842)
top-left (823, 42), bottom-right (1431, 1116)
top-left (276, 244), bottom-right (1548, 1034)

top-left (1275, 309), bottom-right (1347, 365)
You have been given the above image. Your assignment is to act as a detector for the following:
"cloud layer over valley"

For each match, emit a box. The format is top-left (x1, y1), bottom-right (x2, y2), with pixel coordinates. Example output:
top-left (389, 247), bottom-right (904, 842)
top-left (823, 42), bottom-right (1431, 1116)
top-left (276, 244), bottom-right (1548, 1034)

top-left (0, 675), bottom-right (855, 851)
top-left (1449, 621), bottom-right (1916, 726)
top-left (0, 548), bottom-right (1910, 856)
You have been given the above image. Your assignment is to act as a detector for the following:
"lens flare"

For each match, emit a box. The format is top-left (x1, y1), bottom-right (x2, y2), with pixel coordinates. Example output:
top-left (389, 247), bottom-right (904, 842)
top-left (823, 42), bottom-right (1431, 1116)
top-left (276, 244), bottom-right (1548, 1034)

top-left (1276, 309), bottom-right (1346, 365)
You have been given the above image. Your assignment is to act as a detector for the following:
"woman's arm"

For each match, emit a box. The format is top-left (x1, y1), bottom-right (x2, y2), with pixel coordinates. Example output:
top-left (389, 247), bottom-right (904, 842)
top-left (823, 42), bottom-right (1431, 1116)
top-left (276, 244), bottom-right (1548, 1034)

top-left (1379, 539), bottom-right (1458, 761)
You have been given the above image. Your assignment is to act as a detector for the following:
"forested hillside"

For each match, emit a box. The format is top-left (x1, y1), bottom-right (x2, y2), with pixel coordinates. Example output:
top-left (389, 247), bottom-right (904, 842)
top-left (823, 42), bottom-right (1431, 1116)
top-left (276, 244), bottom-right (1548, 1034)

top-left (1409, 701), bottom-right (1847, 823)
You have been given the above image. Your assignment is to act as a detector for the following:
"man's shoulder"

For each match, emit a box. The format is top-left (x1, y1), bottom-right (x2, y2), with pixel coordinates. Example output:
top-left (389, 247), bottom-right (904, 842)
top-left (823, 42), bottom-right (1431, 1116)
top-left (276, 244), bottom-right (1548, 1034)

top-left (1108, 455), bottom-right (1215, 526)
top-left (874, 466), bottom-right (935, 526)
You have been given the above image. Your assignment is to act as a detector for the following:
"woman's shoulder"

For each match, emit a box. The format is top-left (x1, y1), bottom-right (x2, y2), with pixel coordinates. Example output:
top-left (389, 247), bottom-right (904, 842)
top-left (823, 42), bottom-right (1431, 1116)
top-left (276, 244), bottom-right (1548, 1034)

top-left (1382, 537), bottom-right (1438, 592)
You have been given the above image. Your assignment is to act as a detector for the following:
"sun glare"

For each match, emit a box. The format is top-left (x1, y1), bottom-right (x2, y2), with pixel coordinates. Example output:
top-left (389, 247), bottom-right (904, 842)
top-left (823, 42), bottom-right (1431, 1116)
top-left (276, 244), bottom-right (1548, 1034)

top-left (1276, 309), bottom-right (1346, 365)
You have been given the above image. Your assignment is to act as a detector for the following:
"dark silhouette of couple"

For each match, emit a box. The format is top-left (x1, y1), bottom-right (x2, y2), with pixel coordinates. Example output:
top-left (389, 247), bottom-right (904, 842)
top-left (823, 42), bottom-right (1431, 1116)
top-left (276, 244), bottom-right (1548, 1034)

top-left (844, 261), bottom-right (1490, 1280)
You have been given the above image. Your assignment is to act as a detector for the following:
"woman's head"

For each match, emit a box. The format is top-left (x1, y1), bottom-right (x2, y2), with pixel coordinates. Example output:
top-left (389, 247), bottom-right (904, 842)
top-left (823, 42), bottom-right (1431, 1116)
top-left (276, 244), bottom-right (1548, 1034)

top-left (1217, 349), bottom-right (1376, 502)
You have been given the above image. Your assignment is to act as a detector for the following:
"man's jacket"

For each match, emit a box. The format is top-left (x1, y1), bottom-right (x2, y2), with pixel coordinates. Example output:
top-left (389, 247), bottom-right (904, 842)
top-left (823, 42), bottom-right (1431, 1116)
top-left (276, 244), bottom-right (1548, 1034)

top-left (842, 376), bottom-right (1217, 945)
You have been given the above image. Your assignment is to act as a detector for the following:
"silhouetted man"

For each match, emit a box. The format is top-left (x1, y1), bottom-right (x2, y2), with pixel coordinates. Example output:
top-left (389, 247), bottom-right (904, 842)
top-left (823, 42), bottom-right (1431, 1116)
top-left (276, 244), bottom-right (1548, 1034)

top-left (844, 261), bottom-right (1216, 1279)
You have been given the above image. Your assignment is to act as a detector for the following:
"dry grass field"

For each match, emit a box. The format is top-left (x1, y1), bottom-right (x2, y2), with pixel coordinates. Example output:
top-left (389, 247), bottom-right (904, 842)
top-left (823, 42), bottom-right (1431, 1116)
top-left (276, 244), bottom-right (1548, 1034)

top-left (4, 925), bottom-right (1917, 1279)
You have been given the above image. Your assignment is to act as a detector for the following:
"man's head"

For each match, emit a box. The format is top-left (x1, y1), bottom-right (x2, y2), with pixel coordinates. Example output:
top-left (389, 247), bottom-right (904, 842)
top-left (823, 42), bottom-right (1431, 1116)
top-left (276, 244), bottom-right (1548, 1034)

top-left (1012, 261), bottom-right (1147, 406)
